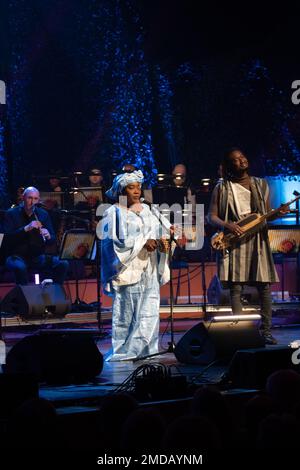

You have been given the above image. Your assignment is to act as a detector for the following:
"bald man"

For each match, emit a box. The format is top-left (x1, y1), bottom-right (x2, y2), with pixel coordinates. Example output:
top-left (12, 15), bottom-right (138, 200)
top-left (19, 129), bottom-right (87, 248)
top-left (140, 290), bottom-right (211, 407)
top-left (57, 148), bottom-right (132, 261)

top-left (171, 163), bottom-right (196, 210)
top-left (172, 163), bottom-right (187, 187)
top-left (3, 186), bottom-right (68, 285)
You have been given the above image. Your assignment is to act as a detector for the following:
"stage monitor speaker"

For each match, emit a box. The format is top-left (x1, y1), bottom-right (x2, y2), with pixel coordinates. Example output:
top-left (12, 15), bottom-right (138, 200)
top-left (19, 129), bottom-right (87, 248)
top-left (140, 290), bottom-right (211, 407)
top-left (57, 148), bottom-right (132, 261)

top-left (207, 275), bottom-right (260, 306)
top-left (174, 320), bottom-right (265, 365)
top-left (4, 332), bottom-right (103, 384)
top-left (0, 284), bottom-right (71, 319)
top-left (225, 346), bottom-right (300, 389)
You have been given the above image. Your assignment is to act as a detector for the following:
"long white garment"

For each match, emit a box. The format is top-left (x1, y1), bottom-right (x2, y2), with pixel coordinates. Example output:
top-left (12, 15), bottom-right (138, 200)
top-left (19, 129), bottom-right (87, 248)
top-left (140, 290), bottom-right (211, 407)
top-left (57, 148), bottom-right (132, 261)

top-left (100, 203), bottom-right (170, 361)
top-left (230, 182), bottom-right (251, 217)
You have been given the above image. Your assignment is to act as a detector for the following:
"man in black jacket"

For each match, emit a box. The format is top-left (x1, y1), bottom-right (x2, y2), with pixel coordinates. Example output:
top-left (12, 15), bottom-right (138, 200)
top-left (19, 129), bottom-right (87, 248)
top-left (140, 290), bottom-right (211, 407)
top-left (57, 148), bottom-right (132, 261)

top-left (3, 186), bottom-right (68, 285)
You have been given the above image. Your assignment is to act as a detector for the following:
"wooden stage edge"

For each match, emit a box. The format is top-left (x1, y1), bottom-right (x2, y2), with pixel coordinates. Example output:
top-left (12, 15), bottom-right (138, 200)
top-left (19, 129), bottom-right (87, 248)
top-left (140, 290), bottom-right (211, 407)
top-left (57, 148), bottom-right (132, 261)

top-left (1, 302), bottom-right (300, 329)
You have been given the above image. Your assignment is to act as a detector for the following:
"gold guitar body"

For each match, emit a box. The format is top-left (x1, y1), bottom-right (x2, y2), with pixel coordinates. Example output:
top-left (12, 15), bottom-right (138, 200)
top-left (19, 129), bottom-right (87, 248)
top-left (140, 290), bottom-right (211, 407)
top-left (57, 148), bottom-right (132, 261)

top-left (211, 213), bottom-right (266, 251)
top-left (210, 194), bottom-right (300, 252)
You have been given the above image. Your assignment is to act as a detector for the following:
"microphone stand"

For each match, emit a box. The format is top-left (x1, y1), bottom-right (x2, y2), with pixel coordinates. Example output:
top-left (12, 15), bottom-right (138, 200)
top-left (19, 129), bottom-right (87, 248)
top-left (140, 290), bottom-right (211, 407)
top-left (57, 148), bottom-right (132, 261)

top-left (133, 202), bottom-right (182, 362)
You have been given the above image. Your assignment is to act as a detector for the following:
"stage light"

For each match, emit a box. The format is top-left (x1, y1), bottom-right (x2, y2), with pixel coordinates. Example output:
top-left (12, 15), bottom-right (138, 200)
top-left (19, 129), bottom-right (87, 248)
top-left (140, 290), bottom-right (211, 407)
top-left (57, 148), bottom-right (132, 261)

top-left (212, 314), bottom-right (261, 322)
top-left (201, 178), bottom-right (211, 186)
top-left (157, 173), bottom-right (167, 182)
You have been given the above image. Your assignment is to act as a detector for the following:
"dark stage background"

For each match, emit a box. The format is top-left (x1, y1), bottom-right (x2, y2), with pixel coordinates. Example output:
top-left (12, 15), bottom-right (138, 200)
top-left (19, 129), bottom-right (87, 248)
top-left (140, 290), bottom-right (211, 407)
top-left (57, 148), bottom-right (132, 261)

top-left (1, 1), bottom-right (300, 204)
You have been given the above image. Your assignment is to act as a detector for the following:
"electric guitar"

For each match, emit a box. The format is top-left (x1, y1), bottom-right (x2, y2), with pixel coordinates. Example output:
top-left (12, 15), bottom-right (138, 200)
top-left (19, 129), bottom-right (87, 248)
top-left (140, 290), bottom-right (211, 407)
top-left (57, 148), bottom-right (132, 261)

top-left (211, 194), bottom-right (300, 252)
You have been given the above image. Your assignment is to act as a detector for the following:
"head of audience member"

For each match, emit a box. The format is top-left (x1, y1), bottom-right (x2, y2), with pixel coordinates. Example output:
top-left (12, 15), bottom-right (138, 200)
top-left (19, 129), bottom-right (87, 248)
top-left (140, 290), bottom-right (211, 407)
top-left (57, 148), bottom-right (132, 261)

top-left (163, 415), bottom-right (222, 450)
top-left (120, 408), bottom-right (166, 451)
top-left (191, 386), bottom-right (234, 446)
top-left (172, 163), bottom-right (187, 186)
top-left (244, 393), bottom-right (278, 439)
top-left (266, 369), bottom-right (300, 412)
top-left (88, 168), bottom-right (103, 187)
top-left (257, 413), bottom-right (299, 449)
top-left (7, 398), bottom-right (60, 449)
top-left (97, 393), bottom-right (139, 448)
top-left (192, 386), bottom-right (232, 423)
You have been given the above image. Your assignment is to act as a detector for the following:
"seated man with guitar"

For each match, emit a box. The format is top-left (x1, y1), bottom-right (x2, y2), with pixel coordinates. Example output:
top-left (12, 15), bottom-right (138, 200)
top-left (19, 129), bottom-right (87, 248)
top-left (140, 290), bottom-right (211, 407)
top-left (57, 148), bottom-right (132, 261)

top-left (3, 186), bottom-right (68, 285)
top-left (208, 148), bottom-right (293, 345)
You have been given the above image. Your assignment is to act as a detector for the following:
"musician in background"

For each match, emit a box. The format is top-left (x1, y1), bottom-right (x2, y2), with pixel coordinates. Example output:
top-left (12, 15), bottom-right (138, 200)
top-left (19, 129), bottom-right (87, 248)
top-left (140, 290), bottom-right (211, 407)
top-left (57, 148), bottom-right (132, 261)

top-left (121, 163), bottom-right (137, 173)
top-left (48, 171), bottom-right (63, 192)
top-left (171, 163), bottom-right (196, 214)
top-left (208, 148), bottom-right (289, 345)
top-left (73, 168), bottom-right (105, 215)
top-left (88, 168), bottom-right (104, 188)
top-left (11, 186), bottom-right (25, 207)
top-left (3, 186), bottom-right (68, 285)
top-left (172, 163), bottom-right (188, 188)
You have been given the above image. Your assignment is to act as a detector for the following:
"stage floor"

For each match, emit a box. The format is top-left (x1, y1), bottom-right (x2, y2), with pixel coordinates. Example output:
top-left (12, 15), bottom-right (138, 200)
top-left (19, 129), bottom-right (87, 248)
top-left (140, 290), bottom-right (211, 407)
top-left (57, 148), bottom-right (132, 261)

top-left (1, 315), bottom-right (300, 417)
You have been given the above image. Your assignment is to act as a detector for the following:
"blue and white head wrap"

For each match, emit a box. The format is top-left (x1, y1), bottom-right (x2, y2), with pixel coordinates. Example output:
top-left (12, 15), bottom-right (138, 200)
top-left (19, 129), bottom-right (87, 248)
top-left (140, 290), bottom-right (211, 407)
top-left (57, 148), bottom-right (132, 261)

top-left (105, 170), bottom-right (144, 201)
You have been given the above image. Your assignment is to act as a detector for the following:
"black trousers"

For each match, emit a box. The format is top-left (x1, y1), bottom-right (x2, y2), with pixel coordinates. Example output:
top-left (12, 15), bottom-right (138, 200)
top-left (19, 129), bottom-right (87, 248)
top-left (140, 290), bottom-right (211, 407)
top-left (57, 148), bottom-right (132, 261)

top-left (229, 282), bottom-right (272, 332)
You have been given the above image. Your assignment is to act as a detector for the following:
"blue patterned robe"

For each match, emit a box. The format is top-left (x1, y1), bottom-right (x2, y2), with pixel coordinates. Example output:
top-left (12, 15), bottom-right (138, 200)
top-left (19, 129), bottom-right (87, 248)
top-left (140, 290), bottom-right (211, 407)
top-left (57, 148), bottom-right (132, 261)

top-left (101, 203), bottom-right (170, 361)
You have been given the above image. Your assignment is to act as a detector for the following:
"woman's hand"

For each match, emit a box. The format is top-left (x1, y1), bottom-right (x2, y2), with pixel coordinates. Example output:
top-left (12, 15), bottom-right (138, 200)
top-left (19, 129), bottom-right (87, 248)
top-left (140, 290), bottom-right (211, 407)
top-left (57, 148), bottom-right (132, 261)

top-left (144, 239), bottom-right (158, 252)
top-left (158, 237), bottom-right (170, 253)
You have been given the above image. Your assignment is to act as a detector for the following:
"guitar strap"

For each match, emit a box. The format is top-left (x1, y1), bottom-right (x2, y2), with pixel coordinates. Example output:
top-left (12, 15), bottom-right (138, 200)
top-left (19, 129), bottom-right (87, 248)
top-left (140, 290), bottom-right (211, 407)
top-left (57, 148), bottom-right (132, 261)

top-left (218, 181), bottom-right (229, 224)
top-left (251, 177), bottom-right (267, 214)
top-left (219, 177), bottom-right (267, 221)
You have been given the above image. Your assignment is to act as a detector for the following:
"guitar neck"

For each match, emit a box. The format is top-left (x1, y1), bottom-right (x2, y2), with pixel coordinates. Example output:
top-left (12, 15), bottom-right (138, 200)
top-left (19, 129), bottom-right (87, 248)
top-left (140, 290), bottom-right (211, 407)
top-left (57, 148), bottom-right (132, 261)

top-left (263, 194), bottom-right (300, 222)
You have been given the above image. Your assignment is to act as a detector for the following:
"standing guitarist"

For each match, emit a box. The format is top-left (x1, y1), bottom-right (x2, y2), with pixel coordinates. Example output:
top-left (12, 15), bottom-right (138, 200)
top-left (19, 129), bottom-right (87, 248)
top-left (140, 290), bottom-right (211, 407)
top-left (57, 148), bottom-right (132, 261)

top-left (208, 148), bottom-right (289, 345)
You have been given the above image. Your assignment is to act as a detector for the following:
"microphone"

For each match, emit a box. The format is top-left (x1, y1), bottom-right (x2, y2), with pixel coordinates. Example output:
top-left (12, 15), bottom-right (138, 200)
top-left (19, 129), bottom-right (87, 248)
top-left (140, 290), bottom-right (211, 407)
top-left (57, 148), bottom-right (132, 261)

top-left (140, 197), bottom-right (152, 206)
top-left (293, 190), bottom-right (300, 196)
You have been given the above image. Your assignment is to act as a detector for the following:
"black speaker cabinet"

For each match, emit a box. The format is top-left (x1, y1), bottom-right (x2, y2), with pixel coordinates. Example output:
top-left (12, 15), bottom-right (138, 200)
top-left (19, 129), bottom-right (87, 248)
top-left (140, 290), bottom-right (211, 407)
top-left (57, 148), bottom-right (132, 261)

top-left (0, 284), bottom-right (71, 319)
top-left (4, 332), bottom-right (103, 384)
top-left (174, 320), bottom-right (265, 365)
top-left (225, 347), bottom-right (300, 389)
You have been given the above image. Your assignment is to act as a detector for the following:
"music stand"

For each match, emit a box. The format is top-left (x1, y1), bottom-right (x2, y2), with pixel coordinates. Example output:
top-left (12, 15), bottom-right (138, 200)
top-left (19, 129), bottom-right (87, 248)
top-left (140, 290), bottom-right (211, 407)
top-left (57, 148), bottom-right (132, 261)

top-left (73, 187), bottom-right (103, 208)
top-left (59, 229), bottom-right (96, 312)
top-left (268, 226), bottom-right (300, 301)
top-left (0, 233), bottom-right (10, 266)
top-left (40, 191), bottom-right (65, 209)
